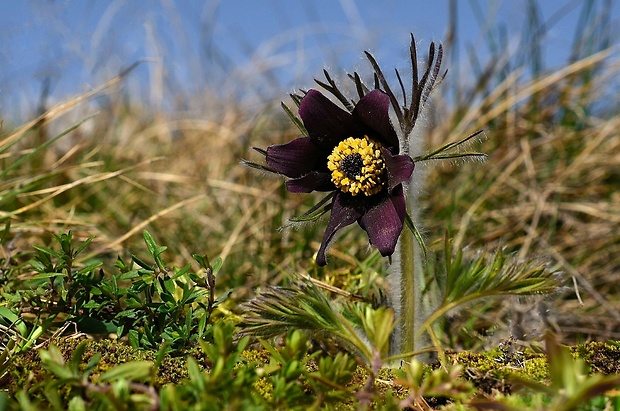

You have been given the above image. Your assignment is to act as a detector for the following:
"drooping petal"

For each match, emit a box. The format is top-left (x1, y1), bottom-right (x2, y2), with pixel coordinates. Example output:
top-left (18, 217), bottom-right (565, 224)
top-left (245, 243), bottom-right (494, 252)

top-left (316, 192), bottom-right (362, 266)
top-left (285, 172), bottom-right (333, 193)
top-left (266, 137), bottom-right (324, 178)
top-left (382, 148), bottom-right (414, 192)
top-left (358, 186), bottom-right (406, 257)
top-left (299, 90), bottom-right (362, 150)
top-left (352, 90), bottom-right (399, 150)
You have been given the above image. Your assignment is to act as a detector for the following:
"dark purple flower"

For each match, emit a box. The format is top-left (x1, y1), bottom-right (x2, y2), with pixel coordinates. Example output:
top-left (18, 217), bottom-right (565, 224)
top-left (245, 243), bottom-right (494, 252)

top-left (266, 89), bottom-right (414, 265)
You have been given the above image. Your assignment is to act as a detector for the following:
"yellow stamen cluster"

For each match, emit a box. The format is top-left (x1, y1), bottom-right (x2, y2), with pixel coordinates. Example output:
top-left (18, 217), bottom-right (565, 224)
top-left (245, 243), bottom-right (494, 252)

top-left (327, 136), bottom-right (386, 196)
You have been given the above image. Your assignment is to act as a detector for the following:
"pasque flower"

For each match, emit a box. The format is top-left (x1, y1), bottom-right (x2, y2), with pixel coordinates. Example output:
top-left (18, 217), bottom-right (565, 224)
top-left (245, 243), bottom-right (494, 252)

top-left (243, 37), bottom-right (493, 361)
top-left (266, 89), bottom-right (414, 265)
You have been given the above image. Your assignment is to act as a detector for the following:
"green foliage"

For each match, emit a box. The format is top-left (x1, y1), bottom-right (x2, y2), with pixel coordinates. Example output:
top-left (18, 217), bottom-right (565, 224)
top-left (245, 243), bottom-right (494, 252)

top-left (528, 334), bottom-right (620, 411)
top-left (422, 238), bottom-right (563, 334)
top-left (0, 230), bottom-right (226, 355)
top-left (397, 360), bottom-right (475, 407)
top-left (43, 325), bottom-right (353, 411)
top-left (9, 339), bottom-right (160, 410)
top-left (0, 236), bottom-right (422, 410)
top-left (239, 278), bottom-right (398, 366)
top-left (469, 334), bottom-right (620, 411)
top-left (158, 321), bottom-right (261, 410)
top-left (112, 231), bottom-right (227, 352)
top-left (239, 280), bottom-right (347, 342)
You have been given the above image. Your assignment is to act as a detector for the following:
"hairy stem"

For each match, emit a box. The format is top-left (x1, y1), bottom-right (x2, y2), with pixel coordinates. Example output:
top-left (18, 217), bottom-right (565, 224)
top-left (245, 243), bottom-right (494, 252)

top-left (388, 205), bottom-right (415, 355)
top-left (388, 181), bottom-right (431, 359)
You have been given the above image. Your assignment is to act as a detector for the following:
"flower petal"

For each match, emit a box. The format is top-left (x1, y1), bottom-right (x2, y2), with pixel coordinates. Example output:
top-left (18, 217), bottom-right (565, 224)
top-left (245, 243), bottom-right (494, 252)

top-left (358, 186), bottom-right (406, 257)
top-left (353, 90), bottom-right (399, 149)
top-left (382, 148), bottom-right (414, 192)
top-left (299, 90), bottom-right (362, 150)
top-left (266, 137), bottom-right (324, 178)
top-left (286, 172), bottom-right (333, 193)
top-left (316, 192), bottom-right (362, 266)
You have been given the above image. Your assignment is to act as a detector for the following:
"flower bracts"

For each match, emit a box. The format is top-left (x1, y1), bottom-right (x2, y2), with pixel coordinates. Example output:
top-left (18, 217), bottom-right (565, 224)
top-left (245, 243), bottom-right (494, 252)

top-left (265, 89), bottom-right (414, 265)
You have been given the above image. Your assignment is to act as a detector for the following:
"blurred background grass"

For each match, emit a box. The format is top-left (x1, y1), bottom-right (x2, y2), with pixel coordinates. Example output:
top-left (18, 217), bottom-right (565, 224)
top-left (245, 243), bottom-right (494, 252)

top-left (1, 0), bottom-right (618, 349)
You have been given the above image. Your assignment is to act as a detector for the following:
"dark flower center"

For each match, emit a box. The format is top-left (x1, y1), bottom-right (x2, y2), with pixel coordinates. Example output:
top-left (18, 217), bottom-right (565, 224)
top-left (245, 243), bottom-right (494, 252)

top-left (327, 136), bottom-right (386, 196)
top-left (339, 153), bottom-right (364, 179)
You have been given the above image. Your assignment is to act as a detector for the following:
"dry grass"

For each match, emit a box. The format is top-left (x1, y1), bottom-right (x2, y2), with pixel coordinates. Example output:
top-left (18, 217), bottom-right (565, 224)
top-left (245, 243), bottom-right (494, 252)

top-left (421, 43), bottom-right (619, 346)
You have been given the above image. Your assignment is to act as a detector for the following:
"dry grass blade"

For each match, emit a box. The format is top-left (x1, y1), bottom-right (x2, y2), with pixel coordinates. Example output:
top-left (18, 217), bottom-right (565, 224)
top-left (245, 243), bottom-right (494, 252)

top-left (0, 61), bottom-right (145, 152)
top-left (87, 194), bottom-right (207, 258)
top-left (3, 159), bottom-right (159, 218)
top-left (451, 47), bottom-right (615, 137)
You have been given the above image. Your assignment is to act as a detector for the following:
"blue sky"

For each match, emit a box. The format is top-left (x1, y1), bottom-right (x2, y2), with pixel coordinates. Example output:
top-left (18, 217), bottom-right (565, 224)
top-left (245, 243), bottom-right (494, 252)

top-left (1, 0), bottom-right (618, 121)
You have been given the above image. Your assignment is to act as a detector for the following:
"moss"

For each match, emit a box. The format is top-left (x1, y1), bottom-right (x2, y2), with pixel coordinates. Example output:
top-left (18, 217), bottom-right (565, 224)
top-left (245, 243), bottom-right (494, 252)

top-left (241, 348), bottom-right (272, 366)
top-left (8, 335), bottom-right (620, 408)
top-left (443, 339), bottom-right (620, 396)
top-left (445, 344), bottom-right (548, 395)
top-left (571, 341), bottom-right (620, 375)
top-left (252, 376), bottom-right (274, 401)
top-left (63, 336), bottom-right (190, 385)
top-left (513, 356), bottom-right (548, 381)
top-left (5, 345), bottom-right (47, 398)
top-left (5, 335), bottom-right (191, 394)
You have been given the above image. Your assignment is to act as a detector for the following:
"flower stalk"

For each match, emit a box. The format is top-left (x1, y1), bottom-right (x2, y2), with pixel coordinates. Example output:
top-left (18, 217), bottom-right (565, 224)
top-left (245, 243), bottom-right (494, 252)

top-left (388, 199), bottom-right (417, 355)
top-left (370, 36), bottom-right (445, 358)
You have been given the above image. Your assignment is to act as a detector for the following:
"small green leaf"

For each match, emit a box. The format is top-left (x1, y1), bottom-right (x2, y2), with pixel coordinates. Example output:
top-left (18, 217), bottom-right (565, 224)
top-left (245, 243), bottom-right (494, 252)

top-left (43, 384), bottom-right (64, 410)
top-left (288, 192), bottom-right (334, 224)
top-left (125, 297), bottom-right (143, 309)
top-left (67, 396), bottom-right (87, 411)
top-left (162, 277), bottom-right (176, 295)
top-left (32, 245), bottom-right (63, 259)
top-left (211, 257), bottom-right (223, 275)
top-left (281, 101), bottom-right (307, 135)
top-left (361, 306), bottom-right (394, 357)
top-left (75, 262), bottom-right (103, 276)
top-left (73, 235), bottom-right (94, 256)
top-left (184, 307), bottom-right (193, 333)
top-left (154, 342), bottom-right (170, 371)
top-left (142, 230), bottom-right (167, 269)
top-left (186, 357), bottom-right (205, 390)
top-left (213, 289), bottom-right (232, 306)
top-left (99, 360), bottom-right (152, 382)
top-left (40, 346), bottom-right (74, 380)
top-left (118, 270), bottom-right (140, 280)
top-left (160, 292), bottom-right (176, 307)
top-left (71, 341), bottom-right (88, 374)
top-left (81, 301), bottom-right (102, 309)
top-left (132, 254), bottom-right (153, 271)
top-left (192, 254), bottom-right (208, 270)
top-left (171, 264), bottom-right (191, 280)
top-left (30, 272), bottom-right (67, 280)
top-left (22, 323), bottom-right (46, 351)
top-left (127, 330), bottom-right (140, 348)
top-left (142, 230), bottom-right (158, 254)
top-left (198, 313), bottom-right (208, 336)
top-left (29, 259), bottom-right (47, 273)
top-left (84, 353), bottom-right (101, 376)
top-left (0, 307), bottom-right (28, 337)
